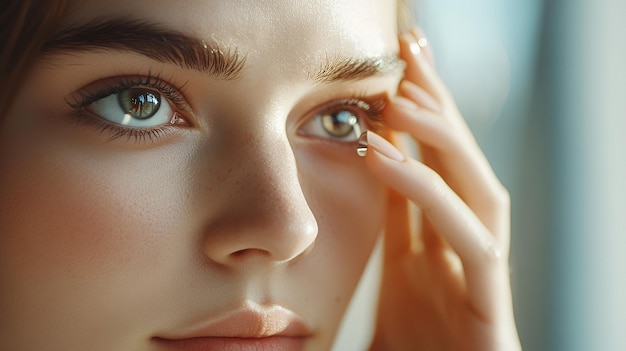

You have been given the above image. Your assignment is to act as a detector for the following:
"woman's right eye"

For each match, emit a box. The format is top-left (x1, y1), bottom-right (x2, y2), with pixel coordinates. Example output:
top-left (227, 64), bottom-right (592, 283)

top-left (314, 108), bottom-right (364, 141)
top-left (86, 87), bottom-right (177, 128)
top-left (298, 97), bottom-right (385, 143)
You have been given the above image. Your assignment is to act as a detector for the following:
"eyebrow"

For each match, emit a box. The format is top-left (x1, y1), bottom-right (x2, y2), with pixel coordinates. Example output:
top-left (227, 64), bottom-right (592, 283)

top-left (310, 55), bottom-right (405, 83)
top-left (42, 18), bottom-right (404, 83)
top-left (42, 19), bottom-right (246, 80)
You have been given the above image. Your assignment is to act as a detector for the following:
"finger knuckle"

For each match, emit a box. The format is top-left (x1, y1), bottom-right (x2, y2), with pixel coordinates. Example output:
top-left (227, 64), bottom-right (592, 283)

top-left (484, 184), bottom-right (510, 213)
top-left (494, 185), bottom-right (511, 207)
top-left (484, 241), bottom-right (505, 264)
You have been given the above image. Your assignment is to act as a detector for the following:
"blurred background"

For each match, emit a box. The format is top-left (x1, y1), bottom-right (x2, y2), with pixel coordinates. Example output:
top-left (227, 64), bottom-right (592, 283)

top-left (414, 0), bottom-right (626, 350)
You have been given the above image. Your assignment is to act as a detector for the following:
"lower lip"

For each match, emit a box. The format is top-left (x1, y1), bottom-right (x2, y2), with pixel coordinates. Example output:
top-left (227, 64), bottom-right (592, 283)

top-left (153, 336), bottom-right (306, 351)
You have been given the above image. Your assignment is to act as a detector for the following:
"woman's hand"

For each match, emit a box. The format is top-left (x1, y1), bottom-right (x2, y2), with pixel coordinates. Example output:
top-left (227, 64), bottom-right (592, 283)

top-left (367, 28), bottom-right (521, 351)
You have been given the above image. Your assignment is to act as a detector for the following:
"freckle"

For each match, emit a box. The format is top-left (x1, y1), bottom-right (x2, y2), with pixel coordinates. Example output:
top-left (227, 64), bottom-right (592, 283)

top-left (335, 296), bottom-right (341, 303)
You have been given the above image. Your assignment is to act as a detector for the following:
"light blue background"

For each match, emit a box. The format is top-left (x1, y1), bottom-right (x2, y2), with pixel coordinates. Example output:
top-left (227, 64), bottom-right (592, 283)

top-left (417, 0), bottom-right (626, 350)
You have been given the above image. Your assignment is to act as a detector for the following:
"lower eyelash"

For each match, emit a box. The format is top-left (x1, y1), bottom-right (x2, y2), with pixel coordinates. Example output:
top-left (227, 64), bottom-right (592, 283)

top-left (68, 109), bottom-right (178, 143)
top-left (65, 73), bottom-right (190, 143)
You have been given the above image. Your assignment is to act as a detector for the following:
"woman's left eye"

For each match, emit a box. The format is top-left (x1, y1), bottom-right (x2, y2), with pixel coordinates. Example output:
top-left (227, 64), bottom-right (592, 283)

top-left (86, 87), bottom-right (175, 128)
top-left (300, 105), bottom-right (369, 142)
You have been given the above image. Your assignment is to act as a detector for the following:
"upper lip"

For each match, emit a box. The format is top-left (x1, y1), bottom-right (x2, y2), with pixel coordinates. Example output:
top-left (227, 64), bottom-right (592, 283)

top-left (155, 301), bottom-right (312, 339)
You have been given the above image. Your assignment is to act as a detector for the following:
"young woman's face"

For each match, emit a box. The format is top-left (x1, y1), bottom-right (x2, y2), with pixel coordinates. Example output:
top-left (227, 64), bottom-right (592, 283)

top-left (0, 0), bottom-right (401, 350)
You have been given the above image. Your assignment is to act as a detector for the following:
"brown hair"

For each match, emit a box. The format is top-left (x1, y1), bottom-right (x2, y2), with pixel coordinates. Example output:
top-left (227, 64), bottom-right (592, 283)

top-left (0, 0), bottom-right (68, 116)
top-left (0, 1), bottom-right (413, 118)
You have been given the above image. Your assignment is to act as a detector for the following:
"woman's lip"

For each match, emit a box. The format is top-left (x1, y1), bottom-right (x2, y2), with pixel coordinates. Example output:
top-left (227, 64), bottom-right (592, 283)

top-left (153, 336), bottom-right (306, 351)
top-left (154, 302), bottom-right (312, 339)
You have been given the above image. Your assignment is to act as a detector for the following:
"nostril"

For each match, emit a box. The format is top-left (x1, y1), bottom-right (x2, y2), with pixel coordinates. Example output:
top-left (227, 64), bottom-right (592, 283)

top-left (290, 240), bottom-right (316, 262)
top-left (230, 248), bottom-right (271, 259)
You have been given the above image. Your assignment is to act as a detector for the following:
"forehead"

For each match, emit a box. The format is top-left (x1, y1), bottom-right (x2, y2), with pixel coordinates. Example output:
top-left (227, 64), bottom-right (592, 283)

top-left (62, 0), bottom-right (399, 72)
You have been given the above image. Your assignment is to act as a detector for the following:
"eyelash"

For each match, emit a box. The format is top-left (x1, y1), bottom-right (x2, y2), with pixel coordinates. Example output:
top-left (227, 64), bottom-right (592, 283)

top-left (66, 74), bottom-right (190, 142)
top-left (323, 94), bottom-right (386, 131)
top-left (66, 75), bottom-right (386, 143)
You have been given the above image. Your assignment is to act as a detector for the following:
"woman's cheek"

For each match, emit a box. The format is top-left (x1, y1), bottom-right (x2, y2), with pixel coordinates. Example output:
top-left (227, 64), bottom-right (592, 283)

top-left (294, 142), bottom-right (387, 285)
top-left (0, 121), bottom-right (197, 348)
top-left (0, 130), bottom-right (192, 285)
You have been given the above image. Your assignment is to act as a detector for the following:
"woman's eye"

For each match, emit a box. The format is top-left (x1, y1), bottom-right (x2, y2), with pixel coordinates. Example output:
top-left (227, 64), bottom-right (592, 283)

top-left (321, 110), bottom-right (359, 137)
top-left (301, 107), bottom-right (364, 142)
top-left (86, 87), bottom-right (175, 128)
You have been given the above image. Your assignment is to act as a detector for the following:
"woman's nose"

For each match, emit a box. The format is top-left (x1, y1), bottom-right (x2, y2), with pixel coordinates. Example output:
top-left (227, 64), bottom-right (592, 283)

top-left (200, 132), bottom-right (318, 266)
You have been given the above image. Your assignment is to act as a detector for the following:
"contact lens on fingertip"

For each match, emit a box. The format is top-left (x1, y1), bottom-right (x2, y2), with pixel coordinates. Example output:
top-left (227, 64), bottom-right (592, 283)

top-left (356, 131), bottom-right (368, 157)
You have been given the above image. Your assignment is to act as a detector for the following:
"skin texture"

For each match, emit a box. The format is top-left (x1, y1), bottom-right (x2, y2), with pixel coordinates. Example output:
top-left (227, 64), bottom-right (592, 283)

top-left (0, 1), bottom-right (397, 350)
top-left (0, 1), bottom-right (521, 350)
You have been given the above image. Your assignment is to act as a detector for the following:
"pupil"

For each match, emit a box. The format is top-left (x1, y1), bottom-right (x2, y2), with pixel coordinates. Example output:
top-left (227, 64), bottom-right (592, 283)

top-left (322, 110), bottom-right (356, 137)
top-left (119, 88), bottom-right (160, 120)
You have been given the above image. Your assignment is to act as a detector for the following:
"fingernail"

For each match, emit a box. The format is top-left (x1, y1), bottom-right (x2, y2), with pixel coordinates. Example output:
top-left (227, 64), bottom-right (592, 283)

top-left (409, 40), bottom-right (421, 55)
top-left (402, 33), bottom-right (421, 55)
top-left (411, 27), bottom-right (435, 65)
top-left (418, 37), bottom-right (428, 49)
top-left (411, 27), bottom-right (429, 48)
top-left (366, 131), bottom-right (405, 162)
